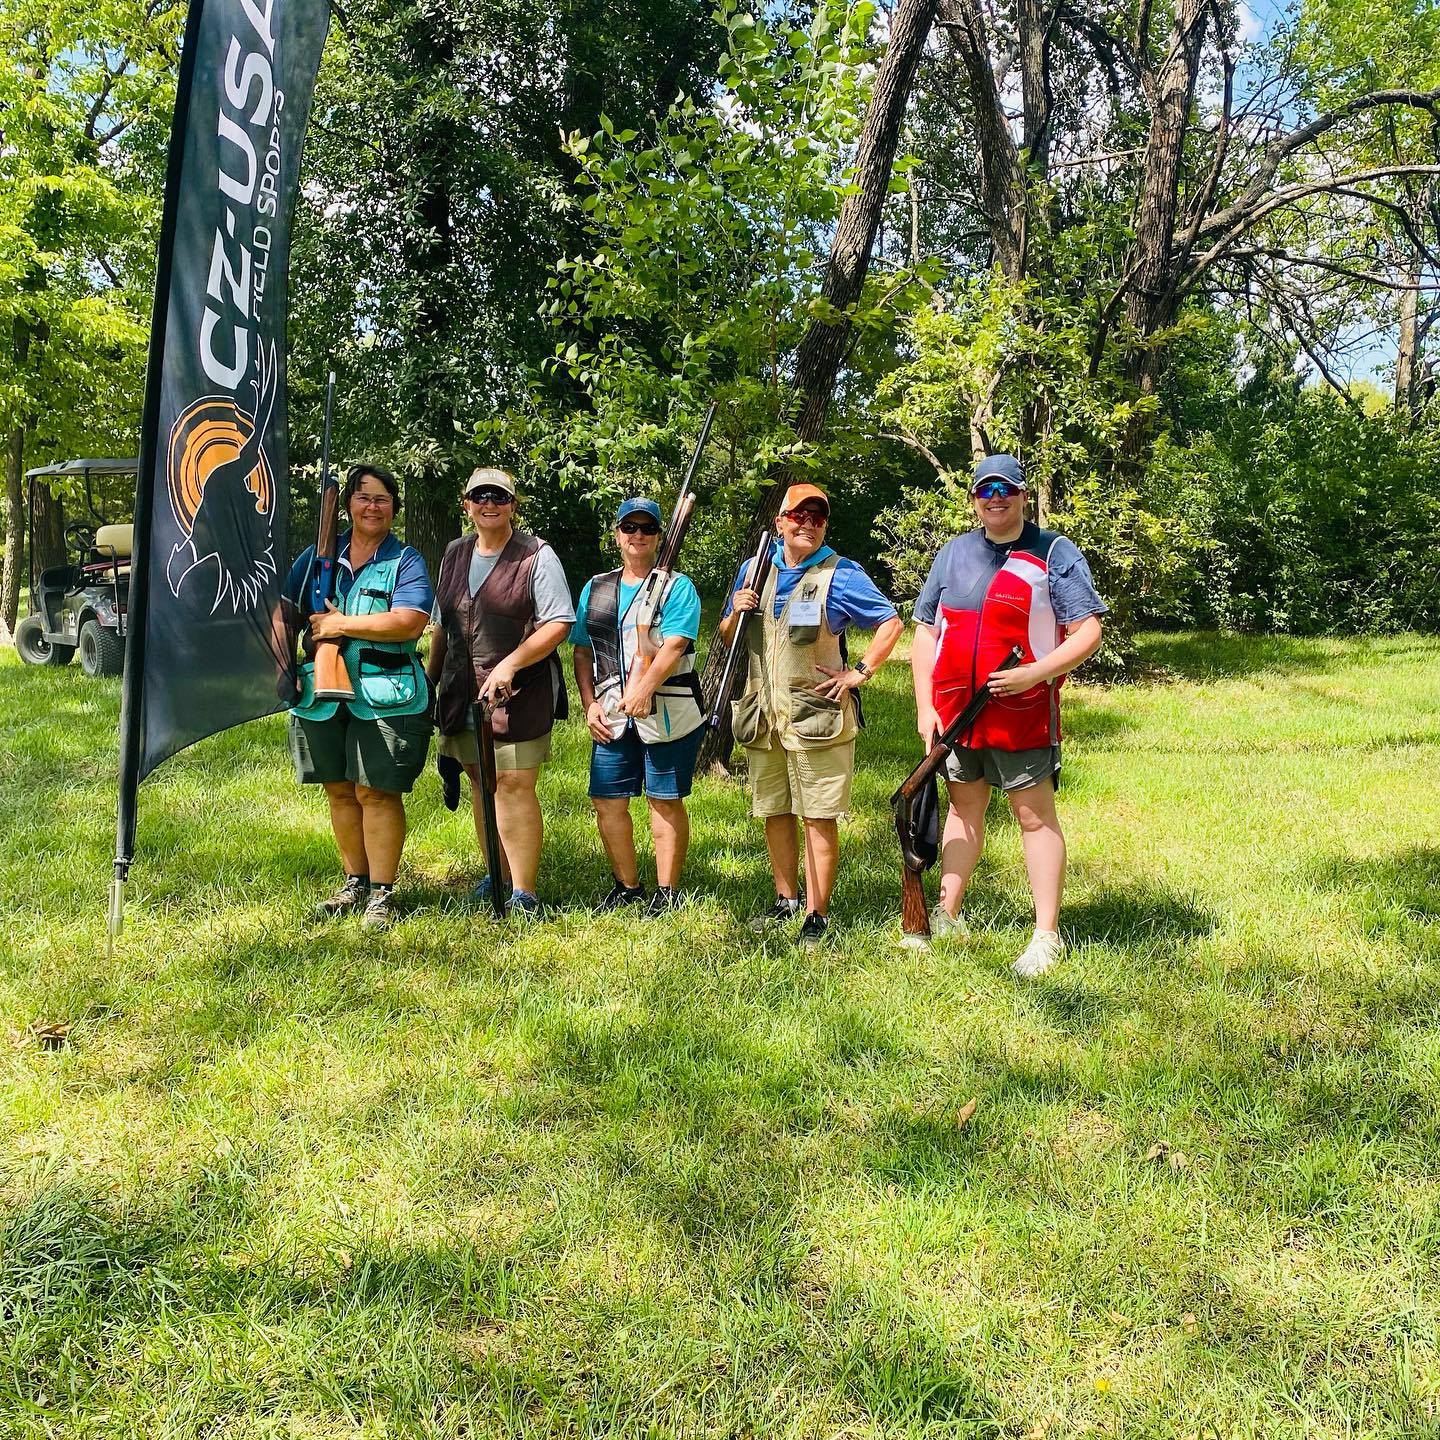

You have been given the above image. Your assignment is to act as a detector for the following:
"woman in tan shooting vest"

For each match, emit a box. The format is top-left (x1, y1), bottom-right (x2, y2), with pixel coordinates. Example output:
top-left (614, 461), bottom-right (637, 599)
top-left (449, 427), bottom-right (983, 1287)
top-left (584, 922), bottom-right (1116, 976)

top-left (717, 483), bottom-right (903, 946)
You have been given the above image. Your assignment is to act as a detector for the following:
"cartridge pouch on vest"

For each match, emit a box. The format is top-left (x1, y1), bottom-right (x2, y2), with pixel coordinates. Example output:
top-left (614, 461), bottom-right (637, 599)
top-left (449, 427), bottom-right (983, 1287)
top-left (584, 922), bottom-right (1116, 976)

top-left (732, 555), bottom-right (859, 752)
top-left (291, 556), bottom-right (430, 723)
top-left (434, 531), bottom-right (564, 742)
top-left (587, 569), bottom-right (704, 744)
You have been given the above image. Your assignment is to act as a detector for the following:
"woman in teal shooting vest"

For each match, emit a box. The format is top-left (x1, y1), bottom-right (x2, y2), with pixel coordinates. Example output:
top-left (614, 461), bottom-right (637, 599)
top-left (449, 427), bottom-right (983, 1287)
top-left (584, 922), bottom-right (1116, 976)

top-left (286, 464), bottom-right (435, 931)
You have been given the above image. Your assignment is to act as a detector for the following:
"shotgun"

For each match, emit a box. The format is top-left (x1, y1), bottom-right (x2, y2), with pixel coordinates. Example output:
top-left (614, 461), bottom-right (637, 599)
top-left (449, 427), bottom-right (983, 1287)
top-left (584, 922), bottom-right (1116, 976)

top-left (473, 696), bottom-right (509, 919)
top-left (623, 401), bottom-right (715, 714)
top-left (307, 372), bottom-right (354, 702)
top-left (705, 531), bottom-right (775, 729)
top-left (891, 646), bottom-right (1025, 944)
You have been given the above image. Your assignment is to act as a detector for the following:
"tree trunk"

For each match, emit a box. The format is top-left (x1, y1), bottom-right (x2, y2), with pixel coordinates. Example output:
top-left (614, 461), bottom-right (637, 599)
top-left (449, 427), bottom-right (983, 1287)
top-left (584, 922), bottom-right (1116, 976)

top-left (699, 0), bottom-right (938, 768)
top-left (1396, 255), bottom-right (1420, 419)
top-left (1120, 0), bottom-right (1209, 403)
top-left (938, 0), bottom-right (1026, 278)
top-left (1, 427), bottom-right (25, 639)
top-left (31, 482), bottom-right (66, 573)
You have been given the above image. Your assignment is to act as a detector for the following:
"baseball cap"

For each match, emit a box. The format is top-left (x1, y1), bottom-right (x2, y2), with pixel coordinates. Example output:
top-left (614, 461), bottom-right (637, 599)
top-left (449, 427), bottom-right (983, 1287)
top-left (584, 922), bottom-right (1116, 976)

top-left (970, 455), bottom-right (1025, 492)
top-left (779, 483), bottom-right (830, 516)
top-left (616, 497), bottom-right (662, 526)
top-left (463, 467), bottom-right (517, 499)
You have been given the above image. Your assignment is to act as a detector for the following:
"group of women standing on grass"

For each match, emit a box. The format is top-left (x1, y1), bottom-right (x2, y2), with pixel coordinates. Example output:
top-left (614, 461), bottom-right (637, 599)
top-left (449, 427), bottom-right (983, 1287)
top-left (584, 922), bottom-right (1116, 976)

top-left (282, 453), bottom-right (1106, 977)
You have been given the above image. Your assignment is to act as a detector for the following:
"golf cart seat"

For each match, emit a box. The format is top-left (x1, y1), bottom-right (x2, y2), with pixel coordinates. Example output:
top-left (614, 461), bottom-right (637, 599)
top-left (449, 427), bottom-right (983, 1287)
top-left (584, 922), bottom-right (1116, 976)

top-left (94, 523), bottom-right (133, 559)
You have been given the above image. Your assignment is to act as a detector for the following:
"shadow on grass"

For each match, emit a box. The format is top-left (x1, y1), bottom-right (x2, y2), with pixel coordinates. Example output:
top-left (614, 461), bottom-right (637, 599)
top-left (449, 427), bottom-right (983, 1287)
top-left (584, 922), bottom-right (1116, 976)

top-left (1064, 881), bottom-right (1218, 946)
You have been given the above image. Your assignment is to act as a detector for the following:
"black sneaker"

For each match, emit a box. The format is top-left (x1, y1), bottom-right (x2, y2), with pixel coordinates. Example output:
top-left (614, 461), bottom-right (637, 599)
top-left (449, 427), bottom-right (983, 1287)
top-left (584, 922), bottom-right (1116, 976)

top-left (598, 878), bottom-right (647, 912)
top-left (748, 894), bottom-right (804, 933)
top-left (644, 886), bottom-right (682, 917)
top-left (797, 911), bottom-right (829, 947)
top-left (316, 874), bottom-right (368, 917)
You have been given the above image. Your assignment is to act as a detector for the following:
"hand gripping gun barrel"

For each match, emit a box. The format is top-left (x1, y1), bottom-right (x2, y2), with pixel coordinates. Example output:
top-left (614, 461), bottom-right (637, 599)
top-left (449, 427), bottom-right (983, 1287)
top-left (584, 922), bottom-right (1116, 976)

top-left (891, 647), bottom-right (1024, 944)
top-left (306, 373), bottom-right (355, 702)
top-left (621, 402), bottom-right (716, 714)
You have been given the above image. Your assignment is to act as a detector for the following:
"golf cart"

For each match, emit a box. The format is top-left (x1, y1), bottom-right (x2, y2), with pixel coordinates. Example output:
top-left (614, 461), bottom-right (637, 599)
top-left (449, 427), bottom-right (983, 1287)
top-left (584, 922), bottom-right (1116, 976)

top-left (14, 458), bottom-right (138, 677)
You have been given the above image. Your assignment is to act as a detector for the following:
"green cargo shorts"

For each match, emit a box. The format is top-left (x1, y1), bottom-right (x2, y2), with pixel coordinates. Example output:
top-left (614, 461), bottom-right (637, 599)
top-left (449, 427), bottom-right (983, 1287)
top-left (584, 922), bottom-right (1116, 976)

top-left (945, 743), bottom-right (1060, 793)
top-left (289, 708), bottom-right (434, 794)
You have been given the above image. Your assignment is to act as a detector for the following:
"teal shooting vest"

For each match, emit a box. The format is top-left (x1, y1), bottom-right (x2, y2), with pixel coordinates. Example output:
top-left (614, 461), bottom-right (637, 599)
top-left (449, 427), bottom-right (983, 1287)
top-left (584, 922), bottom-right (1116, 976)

top-left (290, 554), bottom-right (430, 723)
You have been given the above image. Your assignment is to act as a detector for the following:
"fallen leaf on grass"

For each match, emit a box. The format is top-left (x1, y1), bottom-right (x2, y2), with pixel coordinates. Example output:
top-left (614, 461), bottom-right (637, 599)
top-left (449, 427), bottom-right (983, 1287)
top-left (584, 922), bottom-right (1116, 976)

top-left (28, 1021), bottom-right (72, 1050)
top-left (1180, 1312), bottom-right (1198, 1334)
top-left (1107, 1310), bottom-right (1130, 1327)
top-left (956, 1097), bottom-right (979, 1128)
top-left (1144, 1141), bottom-right (1190, 1170)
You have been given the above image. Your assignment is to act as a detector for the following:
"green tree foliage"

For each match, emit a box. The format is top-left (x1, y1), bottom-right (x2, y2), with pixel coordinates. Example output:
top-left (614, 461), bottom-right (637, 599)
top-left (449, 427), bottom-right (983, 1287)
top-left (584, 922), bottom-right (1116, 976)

top-left (0, 0), bottom-right (176, 630)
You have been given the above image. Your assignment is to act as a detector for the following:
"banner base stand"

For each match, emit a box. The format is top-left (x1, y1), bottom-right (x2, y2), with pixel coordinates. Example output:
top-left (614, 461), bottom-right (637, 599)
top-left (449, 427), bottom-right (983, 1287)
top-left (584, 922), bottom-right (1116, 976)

top-left (107, 871), bottom-right (126, 960)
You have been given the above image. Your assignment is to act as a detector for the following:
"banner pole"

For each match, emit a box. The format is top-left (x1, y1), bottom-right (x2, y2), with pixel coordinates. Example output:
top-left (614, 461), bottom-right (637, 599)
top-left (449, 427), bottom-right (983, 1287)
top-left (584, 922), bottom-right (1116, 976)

top-left (111, 0), bottom-right (209, 952)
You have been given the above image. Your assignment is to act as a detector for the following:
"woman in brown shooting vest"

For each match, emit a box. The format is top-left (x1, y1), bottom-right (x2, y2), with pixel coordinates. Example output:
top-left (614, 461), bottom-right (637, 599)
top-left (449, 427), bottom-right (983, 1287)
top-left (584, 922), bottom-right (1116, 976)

top-left (426, 468), bottom-right (574, 917)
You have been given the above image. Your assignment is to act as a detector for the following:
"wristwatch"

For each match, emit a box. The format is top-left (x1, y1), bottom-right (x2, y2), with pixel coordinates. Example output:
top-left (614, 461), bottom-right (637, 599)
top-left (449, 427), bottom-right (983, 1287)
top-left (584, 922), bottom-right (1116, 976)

top-left (854, 659), bottom-right (871, 680)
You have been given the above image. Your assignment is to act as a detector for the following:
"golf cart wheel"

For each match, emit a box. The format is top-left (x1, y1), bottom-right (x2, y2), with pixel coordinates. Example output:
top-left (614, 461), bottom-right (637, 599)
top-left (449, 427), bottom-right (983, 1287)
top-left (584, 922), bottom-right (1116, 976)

top-left (15, 615), bottom-right (74, 666)
top-left (78, 618), bottom-right (125, 677)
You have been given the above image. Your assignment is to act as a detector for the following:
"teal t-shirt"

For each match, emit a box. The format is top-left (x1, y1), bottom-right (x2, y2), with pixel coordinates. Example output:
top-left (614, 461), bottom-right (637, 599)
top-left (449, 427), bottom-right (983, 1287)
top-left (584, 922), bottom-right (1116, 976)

top-left (571, 573), bottom-right (701, 650)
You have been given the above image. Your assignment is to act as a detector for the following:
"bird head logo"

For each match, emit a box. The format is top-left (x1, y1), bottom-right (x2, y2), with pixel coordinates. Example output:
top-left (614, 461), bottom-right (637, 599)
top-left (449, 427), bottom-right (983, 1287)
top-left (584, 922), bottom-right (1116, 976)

top-left (164, 339), bottom-right (281, 612)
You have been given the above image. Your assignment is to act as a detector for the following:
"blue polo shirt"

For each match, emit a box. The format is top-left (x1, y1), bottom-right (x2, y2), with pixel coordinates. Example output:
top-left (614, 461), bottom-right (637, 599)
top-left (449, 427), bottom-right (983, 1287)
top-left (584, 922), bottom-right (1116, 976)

top-left (284, 530), bottom-right (434, 615)
top-left (722, 543), bottom-right (897, 633)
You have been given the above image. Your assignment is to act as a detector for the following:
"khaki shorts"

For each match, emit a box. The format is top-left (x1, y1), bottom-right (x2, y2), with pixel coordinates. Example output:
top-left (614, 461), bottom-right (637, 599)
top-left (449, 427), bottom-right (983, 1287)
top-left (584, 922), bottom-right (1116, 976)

top-left (747, 738), bottom-right (855, 820)
top-left (437, 723), bottom-right (552, 772)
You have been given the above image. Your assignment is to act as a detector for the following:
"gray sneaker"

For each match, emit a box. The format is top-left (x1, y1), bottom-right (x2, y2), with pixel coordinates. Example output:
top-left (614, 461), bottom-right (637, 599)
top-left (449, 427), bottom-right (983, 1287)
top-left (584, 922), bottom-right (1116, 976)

top-left (317, 875), bottom-right (368, 917)
top-left (360, 887), bottom-right (396, 931)
top-left (929, 905), bottom-right (970, 939)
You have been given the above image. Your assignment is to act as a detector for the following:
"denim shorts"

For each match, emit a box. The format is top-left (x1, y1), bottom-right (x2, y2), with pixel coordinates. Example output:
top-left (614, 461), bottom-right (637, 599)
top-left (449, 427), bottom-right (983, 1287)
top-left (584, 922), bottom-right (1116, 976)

top-left (589, 724), bottom-right (705, 800)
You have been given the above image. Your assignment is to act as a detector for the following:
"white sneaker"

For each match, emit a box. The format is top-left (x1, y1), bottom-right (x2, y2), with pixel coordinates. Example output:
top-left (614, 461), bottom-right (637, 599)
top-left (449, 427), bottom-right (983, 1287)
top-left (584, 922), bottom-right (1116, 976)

top-left (930, 905), bottom-right (970, 939)
top-left (1012, 929), bottom-right (1065, 979)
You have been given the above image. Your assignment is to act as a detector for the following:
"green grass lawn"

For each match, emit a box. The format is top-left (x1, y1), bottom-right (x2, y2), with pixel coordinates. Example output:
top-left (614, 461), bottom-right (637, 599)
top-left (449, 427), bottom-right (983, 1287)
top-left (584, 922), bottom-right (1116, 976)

top-left (4, 631), bottom-right (1440, 1438)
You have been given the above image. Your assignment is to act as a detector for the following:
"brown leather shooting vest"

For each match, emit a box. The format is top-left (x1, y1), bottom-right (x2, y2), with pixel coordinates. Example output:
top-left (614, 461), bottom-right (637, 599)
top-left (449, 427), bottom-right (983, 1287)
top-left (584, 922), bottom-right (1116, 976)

top-left (434, 530), bottom-right (564, 741)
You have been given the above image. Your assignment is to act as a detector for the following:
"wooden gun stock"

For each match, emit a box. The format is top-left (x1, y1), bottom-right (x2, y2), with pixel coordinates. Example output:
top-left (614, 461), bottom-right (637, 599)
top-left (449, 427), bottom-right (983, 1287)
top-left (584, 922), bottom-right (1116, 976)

top-left (307, 372), bottom-right (355, 703)
top-left (309, 478), bottom-right (355, 701)
top-left (892, 646), bottom-right (1025, 944)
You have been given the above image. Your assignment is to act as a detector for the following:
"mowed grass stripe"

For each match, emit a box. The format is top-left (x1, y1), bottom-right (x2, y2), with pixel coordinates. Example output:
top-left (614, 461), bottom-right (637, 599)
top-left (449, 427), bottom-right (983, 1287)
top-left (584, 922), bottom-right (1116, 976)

top-left (2, 633), bottom-right (1439, 1438)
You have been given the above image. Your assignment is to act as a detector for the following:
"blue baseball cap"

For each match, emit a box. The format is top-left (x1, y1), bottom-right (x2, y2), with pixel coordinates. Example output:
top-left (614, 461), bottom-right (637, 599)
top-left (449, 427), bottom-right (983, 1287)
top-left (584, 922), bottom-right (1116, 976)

top-left (616, 497), bottom-right (662, 525)
top-left (971, 454), bottom-right (1026, 492)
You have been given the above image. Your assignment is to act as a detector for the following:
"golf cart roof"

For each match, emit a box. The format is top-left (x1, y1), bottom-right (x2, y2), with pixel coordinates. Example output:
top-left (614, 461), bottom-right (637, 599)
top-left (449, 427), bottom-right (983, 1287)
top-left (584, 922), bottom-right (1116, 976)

top-left (24, 458), bottom-right (139, 480)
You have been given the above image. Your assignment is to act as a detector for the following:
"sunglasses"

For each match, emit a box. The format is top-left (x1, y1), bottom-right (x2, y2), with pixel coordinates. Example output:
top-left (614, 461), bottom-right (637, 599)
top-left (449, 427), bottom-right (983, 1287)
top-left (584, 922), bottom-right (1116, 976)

top-left (466, 487), bottom-right (514, 505)
top-left (972, 481), bottom-right (1023, 500)
top-left (618, 520), bottom-right (661, 536)
top-left (781, 507), bottom-right (829, 525)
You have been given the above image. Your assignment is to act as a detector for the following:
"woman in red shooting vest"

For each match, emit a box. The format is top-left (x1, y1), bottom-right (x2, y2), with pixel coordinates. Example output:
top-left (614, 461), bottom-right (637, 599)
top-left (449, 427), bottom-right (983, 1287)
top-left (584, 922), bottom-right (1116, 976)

top-left (910, 455), bottom-right (1106, 978)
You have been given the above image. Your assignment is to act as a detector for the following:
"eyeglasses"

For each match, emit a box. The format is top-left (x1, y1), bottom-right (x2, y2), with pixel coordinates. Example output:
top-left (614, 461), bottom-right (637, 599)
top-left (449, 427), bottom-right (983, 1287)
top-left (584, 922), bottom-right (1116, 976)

top-left (972, 481), bottom-right (1023, 500)
top-left (353, 492), bottom-right (394, 508)
top-left (618, 520), bottom-right (661, 536)
top-left (466, 487), bottom-right (514, 505)
top-left (781, 507), bottom-right (828, 526)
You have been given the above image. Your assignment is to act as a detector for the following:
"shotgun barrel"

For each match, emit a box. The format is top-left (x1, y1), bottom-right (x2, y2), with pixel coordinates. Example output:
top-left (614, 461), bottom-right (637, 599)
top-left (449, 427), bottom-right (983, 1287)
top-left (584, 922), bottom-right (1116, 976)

top-left (705, 532), bottom-right (775, 730)
top-left (474, 697), bottom-right (509, 919)
top-left (623, 403), bottom-right (716, 713)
